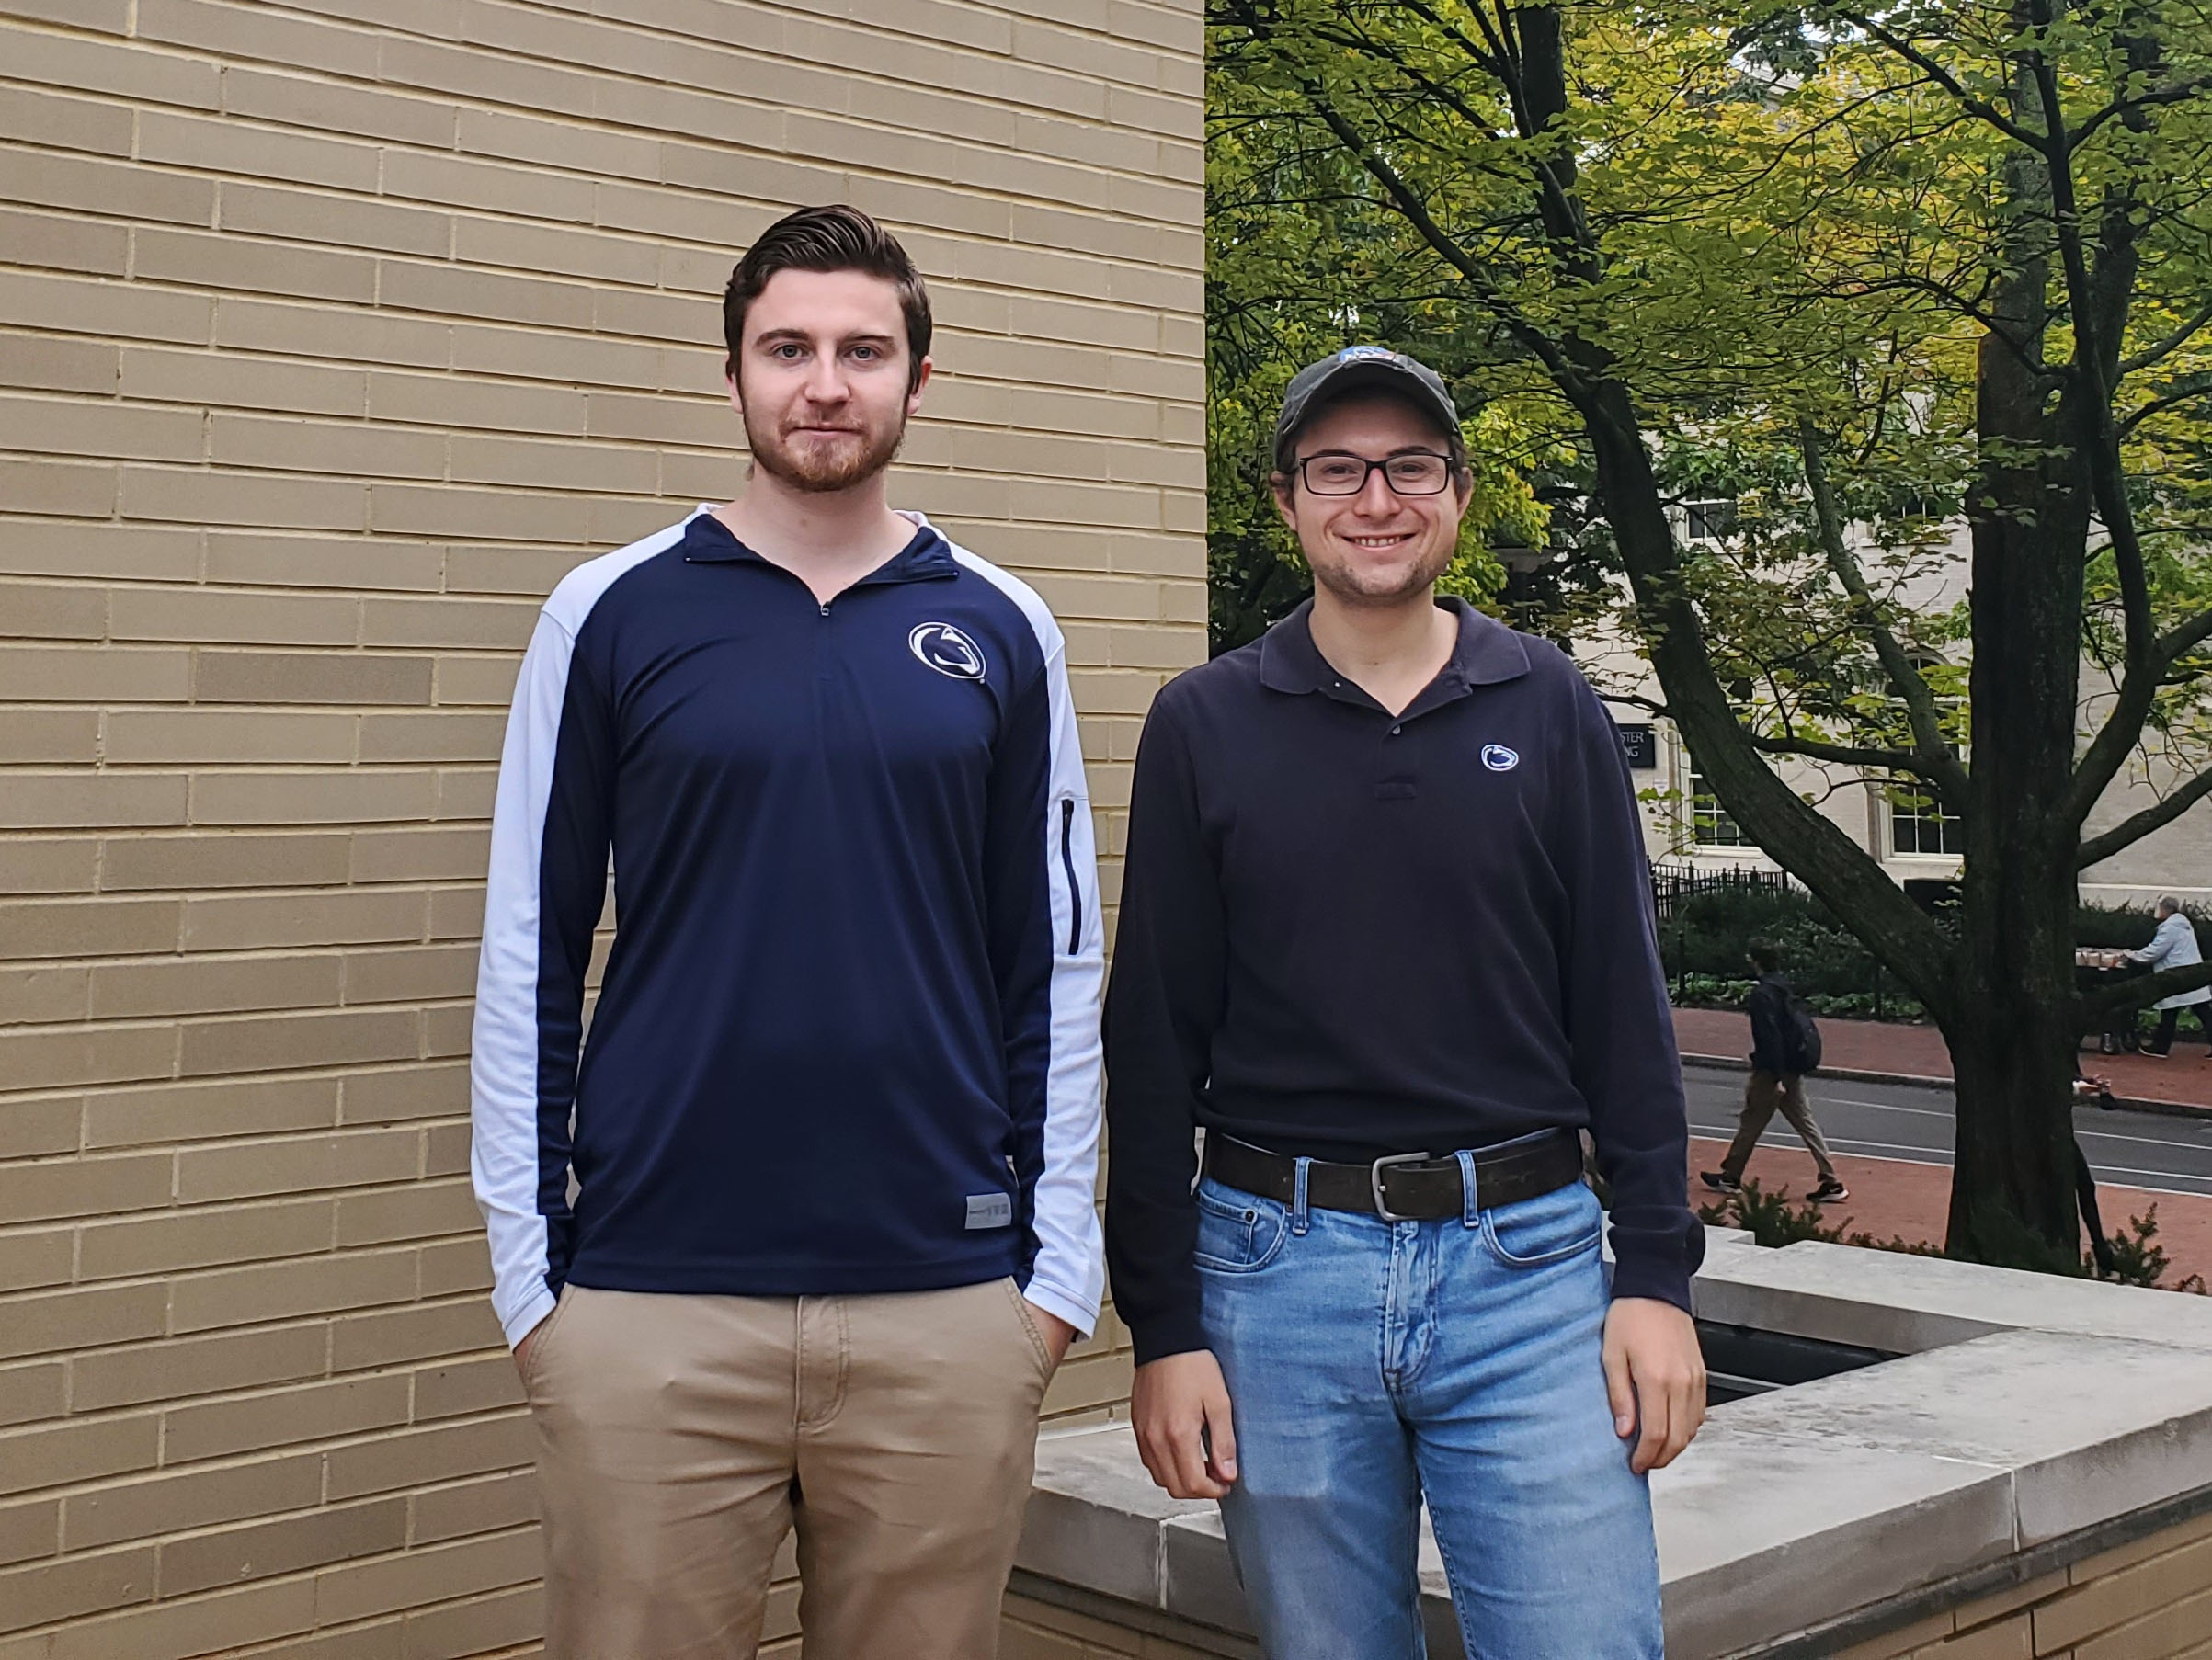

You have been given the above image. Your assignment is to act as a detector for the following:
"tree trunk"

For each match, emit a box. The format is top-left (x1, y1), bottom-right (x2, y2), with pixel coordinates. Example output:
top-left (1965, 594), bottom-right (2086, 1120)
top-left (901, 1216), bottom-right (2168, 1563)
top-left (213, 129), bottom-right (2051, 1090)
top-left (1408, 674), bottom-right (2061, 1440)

top-left (1944, 968), bottom-right (2085, 1270)
top-left (1944, 27), bottom-right (2092, 1267)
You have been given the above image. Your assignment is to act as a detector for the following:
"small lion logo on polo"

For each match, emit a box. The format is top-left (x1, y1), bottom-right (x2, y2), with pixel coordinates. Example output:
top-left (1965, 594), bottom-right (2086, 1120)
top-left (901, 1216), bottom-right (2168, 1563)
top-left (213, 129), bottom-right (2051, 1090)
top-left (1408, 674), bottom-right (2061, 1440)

top-left (909, 621), bottom-right (986, 681)
top-left (1482, 744), bottom-right (1521, 772)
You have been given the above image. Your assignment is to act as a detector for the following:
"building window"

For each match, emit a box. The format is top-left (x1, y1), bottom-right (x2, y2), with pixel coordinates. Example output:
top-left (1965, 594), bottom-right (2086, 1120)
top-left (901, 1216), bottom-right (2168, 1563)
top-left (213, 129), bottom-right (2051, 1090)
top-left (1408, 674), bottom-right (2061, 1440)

top-left (1887, 653), bottom-right (1966, 858)
top-left (1888, 781), bottom-right (1965, 857)
top-left (1686, 754), bottom-right (1750, 847)
top-left (1684, 498), bottom-right (1739, 541)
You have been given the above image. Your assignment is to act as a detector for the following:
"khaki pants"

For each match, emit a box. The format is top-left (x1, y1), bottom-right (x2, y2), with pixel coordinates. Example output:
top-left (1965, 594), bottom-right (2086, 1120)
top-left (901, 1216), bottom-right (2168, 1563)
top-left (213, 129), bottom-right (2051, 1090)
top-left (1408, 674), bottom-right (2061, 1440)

top-left (523, 1277), bottom-right (1055, 1660)
top-left (1719, 1069), bottom-right (1837, 1182)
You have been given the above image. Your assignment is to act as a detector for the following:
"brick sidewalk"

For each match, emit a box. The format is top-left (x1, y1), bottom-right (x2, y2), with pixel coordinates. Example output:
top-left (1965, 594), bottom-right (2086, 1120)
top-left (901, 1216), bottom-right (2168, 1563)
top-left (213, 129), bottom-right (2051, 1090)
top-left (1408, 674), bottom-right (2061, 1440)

top-left (1687, 1137), bottom-right (2212, 1290)
top-left (1673, 1006), bottom-right (2212, 1112)
top-left (1677, 1006), bottom-right (2212, 1287)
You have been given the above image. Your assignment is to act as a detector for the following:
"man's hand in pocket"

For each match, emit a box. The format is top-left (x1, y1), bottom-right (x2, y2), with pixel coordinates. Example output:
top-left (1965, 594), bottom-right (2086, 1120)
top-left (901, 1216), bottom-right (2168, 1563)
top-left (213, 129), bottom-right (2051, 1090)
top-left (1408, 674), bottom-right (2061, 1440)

top-left (1027, 1302), bottom-right (1076, 1370)
top-left (512, 1315), bottom-right (549, 1384)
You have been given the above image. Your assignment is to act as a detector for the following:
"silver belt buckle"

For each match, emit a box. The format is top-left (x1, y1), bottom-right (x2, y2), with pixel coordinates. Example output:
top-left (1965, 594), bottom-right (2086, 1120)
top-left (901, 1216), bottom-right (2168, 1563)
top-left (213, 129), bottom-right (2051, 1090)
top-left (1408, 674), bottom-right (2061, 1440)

top-left (1370, 1151), bottom-right (1431, 1222)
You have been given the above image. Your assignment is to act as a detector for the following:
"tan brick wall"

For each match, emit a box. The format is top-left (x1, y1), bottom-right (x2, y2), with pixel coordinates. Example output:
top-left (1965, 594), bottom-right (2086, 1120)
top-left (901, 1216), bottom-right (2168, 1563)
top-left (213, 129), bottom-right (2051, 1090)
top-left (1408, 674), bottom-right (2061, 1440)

top-left (1001, 1588), bottom-right (1254, 1659)
top-left (0, 1), bottom-right (1203, 1650)
top-left (1835, 1507), bottom-right (2212, 1660)
top-left (996, 1508), bottom-right (2212, 1660)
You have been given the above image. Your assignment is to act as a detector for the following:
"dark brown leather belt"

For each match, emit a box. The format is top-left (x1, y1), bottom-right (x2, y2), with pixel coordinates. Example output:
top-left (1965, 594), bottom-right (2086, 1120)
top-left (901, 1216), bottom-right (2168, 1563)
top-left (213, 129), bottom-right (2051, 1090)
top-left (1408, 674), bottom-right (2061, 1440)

top-left (1203, 1126), bottom-right (1583, 1222)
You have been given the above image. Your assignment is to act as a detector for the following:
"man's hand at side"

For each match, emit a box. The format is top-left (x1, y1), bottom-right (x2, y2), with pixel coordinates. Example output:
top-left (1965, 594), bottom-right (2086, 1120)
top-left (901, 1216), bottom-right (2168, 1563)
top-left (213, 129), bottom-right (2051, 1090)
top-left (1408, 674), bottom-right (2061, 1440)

top-left (1602, 1297), bottom-right (1705, 1475)
top-left (1132, 1349), bottom-right (1238, 1499)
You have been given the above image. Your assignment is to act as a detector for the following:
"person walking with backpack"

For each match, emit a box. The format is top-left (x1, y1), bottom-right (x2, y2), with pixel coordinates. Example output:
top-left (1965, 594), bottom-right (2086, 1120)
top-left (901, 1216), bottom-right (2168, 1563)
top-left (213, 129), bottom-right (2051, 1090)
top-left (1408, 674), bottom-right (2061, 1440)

top-left (1701, 940), bottom-right (1847, 1202)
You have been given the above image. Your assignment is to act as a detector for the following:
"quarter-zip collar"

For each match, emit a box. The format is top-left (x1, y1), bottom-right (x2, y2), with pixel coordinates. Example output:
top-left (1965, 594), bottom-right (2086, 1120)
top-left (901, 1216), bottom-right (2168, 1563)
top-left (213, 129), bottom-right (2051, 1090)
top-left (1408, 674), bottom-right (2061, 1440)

top-left (678, 504), bottom-right (959, 586)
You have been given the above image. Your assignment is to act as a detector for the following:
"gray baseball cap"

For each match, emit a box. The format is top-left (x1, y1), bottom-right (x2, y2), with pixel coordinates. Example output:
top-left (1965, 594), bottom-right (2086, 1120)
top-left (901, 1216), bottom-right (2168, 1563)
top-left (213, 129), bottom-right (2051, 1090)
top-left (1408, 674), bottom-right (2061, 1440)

top-left (1273, 346), bottom-right (1462, 471)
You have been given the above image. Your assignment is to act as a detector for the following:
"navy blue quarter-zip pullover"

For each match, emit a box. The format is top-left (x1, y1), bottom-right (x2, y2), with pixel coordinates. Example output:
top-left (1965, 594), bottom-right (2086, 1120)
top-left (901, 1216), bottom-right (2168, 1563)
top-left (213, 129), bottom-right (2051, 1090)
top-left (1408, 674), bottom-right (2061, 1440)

top-left (472, 508), bottom-right (1105, 1349)
top-left (1103, 598), bottom-right (1701, 1364)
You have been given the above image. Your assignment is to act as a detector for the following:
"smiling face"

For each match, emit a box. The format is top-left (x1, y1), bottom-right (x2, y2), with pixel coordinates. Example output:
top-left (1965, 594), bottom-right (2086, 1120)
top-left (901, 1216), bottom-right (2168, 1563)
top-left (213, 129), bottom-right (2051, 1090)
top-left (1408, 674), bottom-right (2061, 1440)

top-left (728, 267), bottom-right (930, 495)
top-left (1272, 394), bottom-right (1469, 608)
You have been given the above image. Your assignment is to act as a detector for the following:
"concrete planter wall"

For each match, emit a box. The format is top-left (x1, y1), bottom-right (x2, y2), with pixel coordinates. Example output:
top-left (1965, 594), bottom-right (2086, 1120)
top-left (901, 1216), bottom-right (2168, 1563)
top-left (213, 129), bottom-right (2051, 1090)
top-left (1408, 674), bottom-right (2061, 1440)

top-left (1005, 1230), bottom-right (2212, 1658)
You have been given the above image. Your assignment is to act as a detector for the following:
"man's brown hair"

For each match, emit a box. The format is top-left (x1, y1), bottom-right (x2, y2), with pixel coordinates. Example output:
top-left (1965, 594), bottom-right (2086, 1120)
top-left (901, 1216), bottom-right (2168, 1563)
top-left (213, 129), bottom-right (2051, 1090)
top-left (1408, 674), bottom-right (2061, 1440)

top-left (722, 204), bottom-right (932, 392)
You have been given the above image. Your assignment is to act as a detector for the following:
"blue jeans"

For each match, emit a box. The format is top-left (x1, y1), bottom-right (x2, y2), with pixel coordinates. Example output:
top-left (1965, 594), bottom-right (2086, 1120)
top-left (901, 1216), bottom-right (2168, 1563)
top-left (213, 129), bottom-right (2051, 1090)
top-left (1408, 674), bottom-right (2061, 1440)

top-left (1195, 1158), bottom-right (1663, 1659)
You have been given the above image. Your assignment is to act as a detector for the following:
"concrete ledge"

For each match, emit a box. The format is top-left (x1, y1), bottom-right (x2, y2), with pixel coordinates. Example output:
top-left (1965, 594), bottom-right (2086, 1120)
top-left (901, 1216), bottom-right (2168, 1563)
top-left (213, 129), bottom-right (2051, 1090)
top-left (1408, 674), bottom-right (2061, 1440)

top-left (1693, 1235), bottom-right (2212, 1356)
top-left (1018, 1233), bottom-right (2212, 1658)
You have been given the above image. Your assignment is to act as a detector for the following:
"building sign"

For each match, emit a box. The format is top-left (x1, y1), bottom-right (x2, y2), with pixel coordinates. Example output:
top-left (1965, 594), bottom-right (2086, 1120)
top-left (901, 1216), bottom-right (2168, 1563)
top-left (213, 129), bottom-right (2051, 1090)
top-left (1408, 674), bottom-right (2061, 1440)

top-left (1617, 723), bottom-right (1657, 770)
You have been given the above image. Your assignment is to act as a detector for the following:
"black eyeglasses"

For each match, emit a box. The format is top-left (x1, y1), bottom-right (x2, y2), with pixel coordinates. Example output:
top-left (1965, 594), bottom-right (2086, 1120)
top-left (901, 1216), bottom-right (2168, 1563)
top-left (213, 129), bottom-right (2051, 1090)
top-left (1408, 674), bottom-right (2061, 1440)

top-left (1295, 451), bottom-right (1454, 496)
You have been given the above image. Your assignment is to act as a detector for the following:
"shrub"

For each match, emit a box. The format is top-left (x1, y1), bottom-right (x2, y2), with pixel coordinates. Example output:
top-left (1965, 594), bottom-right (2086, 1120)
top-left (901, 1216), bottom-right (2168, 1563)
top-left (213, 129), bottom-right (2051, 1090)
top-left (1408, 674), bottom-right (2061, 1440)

top-left (1659, 885), bottom-right (1888, 1003)
top-left (1660, 889), bottom-right (2177, 1028)
top-left (1694, 1179), bottom-right (2206, 1291)
top-left (2102, 1205), bottom-right (2210, 1293)
top-left (2075, 900), bottom-right (2164, 951)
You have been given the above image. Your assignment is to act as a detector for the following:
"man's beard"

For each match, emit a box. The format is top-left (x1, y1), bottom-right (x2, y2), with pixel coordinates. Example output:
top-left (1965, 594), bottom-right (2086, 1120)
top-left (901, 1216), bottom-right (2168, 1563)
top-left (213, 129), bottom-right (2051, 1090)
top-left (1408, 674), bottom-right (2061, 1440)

top-left (745, 402), bottom-right (907, 494)
top-left (1307, 536), bottom-right (1454, 607)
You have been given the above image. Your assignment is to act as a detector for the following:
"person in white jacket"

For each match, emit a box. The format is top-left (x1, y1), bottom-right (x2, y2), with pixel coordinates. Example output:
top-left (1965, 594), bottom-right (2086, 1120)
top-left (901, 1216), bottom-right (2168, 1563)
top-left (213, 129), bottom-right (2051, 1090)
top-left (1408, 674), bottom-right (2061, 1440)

top-left (2128, 896), bottom-right (2210, 1058)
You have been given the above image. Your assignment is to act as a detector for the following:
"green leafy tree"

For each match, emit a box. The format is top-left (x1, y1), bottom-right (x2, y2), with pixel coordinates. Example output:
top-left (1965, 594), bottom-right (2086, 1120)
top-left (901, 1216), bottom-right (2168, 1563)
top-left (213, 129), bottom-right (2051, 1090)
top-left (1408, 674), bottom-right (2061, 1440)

top-left (1210, 0), bottom-right (2212, 1269)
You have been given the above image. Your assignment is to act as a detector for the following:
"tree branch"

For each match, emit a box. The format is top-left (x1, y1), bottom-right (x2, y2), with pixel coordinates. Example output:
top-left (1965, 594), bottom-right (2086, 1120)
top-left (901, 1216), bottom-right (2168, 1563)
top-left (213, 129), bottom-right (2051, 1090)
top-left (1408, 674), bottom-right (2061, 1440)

top-left (2070, 70), bottom-right (2212, 145)
top-left (2077, 961), bottom-right (2212, 1023)
top-left (1746, 730), bottom-right (1938, 774)
top-left (2118, 298), bottom-right (2212, 377)
top-left (2078, 763), bottom-right (2212, 869)
top-left (1799, 416), bottom-right (1972, 802)
top-left (2154, 606), bottom-right (2212, 666)
top-left (1830, 11), bottom-right (2055, 152)
top-left (2026, 8), bottom-right (2158, 743)
top-left (1303, 90), bottom-right (1582, 388)
top-left (2118, 373), bottom-right (2212, 436)
top-left (2069, 607), bottom-right (2212, 830)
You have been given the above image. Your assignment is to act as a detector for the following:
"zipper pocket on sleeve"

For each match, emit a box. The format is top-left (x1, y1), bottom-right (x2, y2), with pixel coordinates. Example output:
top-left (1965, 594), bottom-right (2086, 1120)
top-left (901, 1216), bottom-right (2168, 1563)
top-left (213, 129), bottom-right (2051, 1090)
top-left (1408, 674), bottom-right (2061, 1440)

top-left (1060, 797), bottom-right (1082, 956)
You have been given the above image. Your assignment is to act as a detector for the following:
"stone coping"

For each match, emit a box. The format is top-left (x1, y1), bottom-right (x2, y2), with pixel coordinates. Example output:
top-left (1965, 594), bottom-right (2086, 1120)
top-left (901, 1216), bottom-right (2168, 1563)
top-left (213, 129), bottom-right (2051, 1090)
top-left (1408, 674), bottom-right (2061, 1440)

top-left (1016, 1230), bottom-right (2212, 1658)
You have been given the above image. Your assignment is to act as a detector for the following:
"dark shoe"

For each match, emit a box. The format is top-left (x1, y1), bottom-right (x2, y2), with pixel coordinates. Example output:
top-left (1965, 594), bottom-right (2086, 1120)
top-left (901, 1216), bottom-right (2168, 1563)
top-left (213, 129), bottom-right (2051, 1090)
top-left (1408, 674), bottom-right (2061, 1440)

top-left (1700, 1170), bottom-right (1741, 1194)
top-left (2142, 1049), bottom-right (2171, 1061)
top-left (1808, 1178), bottom-right (1848, 1202)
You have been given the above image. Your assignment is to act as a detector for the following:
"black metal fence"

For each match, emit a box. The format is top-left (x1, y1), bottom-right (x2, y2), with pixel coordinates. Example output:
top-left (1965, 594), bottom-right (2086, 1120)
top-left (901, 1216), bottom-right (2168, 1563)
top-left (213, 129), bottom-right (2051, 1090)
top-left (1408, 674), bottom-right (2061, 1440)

top-left (1649, 861), bottom-right (1911, 1018)
top-left (1649, 862), bottom-right (1799, 922)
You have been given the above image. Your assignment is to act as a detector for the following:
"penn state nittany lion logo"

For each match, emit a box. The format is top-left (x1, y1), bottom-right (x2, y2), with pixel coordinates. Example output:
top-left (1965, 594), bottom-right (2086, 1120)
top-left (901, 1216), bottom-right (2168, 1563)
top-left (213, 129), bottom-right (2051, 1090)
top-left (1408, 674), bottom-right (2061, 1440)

top-left (1482, 744), bottom-right (1521, 772)
top-left (909, 621), bottom-right (986, 682)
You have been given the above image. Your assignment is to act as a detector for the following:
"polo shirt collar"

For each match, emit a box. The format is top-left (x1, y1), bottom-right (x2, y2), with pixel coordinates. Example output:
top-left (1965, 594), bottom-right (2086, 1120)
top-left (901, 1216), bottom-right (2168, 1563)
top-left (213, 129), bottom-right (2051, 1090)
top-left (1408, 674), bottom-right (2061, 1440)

top-left (679, 505), bottom-right (958, 582)
top-left (1258, 597), bottom-right (1530, 706)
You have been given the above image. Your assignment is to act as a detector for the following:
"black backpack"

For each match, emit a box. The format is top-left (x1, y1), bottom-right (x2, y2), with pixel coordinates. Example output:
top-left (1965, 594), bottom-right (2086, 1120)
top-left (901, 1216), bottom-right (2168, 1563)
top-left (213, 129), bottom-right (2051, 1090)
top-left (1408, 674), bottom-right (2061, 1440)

top-left (1782, 993), bottom-right (1823, 1074)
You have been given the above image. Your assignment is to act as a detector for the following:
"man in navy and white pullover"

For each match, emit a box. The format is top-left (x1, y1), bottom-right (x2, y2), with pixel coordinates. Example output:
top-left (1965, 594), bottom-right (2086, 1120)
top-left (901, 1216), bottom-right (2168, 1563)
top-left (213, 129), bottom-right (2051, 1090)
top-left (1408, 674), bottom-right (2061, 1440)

top-left (469, 205), bottom-right (1104, 1660)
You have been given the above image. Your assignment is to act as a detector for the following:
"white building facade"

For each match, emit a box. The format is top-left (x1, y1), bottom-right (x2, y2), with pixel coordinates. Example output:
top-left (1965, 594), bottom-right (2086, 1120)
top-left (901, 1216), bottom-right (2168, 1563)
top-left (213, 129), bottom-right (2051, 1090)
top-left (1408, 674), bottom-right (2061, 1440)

top-left (1586, 510), bottom-right (2212, 910)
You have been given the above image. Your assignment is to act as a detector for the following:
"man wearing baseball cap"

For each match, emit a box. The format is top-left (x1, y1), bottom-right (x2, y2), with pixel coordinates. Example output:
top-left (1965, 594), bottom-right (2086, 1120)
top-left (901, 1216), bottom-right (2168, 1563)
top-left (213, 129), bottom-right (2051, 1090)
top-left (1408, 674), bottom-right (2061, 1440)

top-left (1104, 346), bottom-right (1704, 1655)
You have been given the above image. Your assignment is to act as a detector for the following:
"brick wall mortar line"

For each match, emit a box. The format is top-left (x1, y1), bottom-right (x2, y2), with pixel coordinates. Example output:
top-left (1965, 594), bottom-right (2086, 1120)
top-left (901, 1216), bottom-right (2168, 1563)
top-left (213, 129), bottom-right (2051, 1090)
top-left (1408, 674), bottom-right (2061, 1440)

top-left (3, 0), bottom-right (1196, 173)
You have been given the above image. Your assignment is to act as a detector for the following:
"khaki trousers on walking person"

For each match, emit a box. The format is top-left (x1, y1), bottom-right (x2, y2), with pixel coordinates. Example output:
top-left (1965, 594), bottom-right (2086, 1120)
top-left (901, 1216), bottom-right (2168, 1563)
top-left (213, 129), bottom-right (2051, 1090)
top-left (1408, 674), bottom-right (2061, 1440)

top-left (1719, 1069), bottom-right (1838, 1183)
top-left (523, 1276), bottom-right (1057, 1660)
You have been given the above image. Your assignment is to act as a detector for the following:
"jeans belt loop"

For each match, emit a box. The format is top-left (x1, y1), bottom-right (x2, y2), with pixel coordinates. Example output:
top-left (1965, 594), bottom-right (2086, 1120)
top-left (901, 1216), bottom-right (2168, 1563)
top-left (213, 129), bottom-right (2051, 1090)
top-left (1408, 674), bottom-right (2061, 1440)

top-left (1455, 1148), bottom-right (1481, 1229)
top-left (1291, 1156), bottom-right (1312, 1235)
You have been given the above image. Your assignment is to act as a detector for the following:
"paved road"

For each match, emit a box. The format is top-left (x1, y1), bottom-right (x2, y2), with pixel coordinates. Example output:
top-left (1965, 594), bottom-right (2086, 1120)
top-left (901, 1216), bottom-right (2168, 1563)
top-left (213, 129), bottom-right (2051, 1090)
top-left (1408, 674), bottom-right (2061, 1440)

top-left (1683, 1062), bottom-right (2212, 1198)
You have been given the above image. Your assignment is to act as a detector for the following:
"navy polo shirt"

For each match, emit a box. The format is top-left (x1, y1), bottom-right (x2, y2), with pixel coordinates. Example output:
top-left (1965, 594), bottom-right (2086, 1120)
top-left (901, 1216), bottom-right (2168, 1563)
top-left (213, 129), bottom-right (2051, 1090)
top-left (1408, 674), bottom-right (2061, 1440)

top-left (1102, 597), bottom-right (1703, 1364)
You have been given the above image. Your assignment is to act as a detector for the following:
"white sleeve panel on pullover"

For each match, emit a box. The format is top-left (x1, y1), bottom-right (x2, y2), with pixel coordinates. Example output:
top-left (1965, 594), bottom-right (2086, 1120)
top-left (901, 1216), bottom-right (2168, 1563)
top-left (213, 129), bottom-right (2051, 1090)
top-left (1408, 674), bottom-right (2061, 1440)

top-left (954, 546), bottom-right (1107, 1336)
